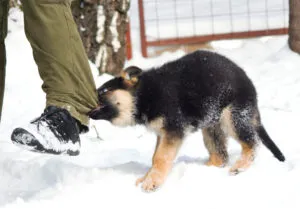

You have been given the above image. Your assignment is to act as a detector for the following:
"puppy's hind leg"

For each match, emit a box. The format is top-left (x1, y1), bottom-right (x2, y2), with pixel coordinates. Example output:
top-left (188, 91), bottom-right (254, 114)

top-left (202, 124), bottom-right (228, 167)
top-left (228, 106), bottom-right (258, 175)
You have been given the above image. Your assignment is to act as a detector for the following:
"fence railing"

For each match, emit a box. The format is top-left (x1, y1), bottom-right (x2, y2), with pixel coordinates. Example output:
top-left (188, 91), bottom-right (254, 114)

top-left (138, 0), bottom-right (289, 57)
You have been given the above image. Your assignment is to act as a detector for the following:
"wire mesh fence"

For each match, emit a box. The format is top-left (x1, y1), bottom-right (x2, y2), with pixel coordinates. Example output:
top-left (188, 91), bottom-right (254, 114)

top-left (138, 0), bottom-right (289, 57)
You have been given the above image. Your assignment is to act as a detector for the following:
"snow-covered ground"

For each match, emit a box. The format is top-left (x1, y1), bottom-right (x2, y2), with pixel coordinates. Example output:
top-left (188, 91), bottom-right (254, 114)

top-left (1, 2), bottom-right (300, 209)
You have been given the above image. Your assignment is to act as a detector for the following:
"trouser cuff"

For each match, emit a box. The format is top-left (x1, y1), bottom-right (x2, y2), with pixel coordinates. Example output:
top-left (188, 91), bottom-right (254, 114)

top-left (46, 100), bottom-right (90, 131)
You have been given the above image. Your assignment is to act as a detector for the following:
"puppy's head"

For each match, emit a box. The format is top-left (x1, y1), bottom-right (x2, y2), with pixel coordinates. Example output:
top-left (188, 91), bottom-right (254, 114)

top-left (89, 66), bottom-right (142, 127)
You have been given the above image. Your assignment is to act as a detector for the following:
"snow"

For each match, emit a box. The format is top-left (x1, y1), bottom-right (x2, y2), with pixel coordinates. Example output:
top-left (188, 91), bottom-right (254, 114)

top-left (96, 5), bottom-right (105, 43)
top-left (1, 3), bottom-right (300, 209)
top-left (110, 12), bottom-right (121, 53)
top-left (95, 44), bottom-right (108, 70)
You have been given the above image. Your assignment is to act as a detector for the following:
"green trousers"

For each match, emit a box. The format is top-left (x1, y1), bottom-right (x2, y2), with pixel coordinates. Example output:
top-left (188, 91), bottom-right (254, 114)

top-left (0, 0), bottom-right (8, 123)
top-left (0, 0), bottom-right (98, 127)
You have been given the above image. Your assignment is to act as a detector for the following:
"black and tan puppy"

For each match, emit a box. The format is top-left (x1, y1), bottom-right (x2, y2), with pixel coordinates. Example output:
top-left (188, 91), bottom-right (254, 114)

top-left (89, 50), bottom-right (285, 191)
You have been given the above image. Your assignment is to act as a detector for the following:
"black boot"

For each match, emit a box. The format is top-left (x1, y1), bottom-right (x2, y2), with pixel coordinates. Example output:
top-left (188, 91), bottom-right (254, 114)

top-left (11, 106), bottom-right (84, 156)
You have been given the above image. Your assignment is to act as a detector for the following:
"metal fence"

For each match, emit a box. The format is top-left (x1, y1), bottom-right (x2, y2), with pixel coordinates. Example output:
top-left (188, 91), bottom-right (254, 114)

top-left (138, 0), bottom-right (289, 57)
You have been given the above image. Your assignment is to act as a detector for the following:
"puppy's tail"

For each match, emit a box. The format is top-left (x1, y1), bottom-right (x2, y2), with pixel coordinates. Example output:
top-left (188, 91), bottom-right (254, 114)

top-left (257, 125), bottom-right (285, 162)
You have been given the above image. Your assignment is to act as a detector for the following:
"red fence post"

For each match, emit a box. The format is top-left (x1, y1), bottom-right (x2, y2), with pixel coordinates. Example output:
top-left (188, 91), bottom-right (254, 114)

top-left (138, 0), bottom-right (148, 57)
top-left (126, 22), bottom-right (132, 60)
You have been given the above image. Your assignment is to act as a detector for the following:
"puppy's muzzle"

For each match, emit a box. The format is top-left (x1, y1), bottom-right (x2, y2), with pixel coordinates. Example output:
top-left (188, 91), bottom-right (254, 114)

top-left (88, 104), bottom-right (106, 120)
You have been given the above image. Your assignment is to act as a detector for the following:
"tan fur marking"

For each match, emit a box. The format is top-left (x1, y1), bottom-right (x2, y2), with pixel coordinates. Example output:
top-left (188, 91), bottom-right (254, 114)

top-left (251, 110), bottom-right (260, 127)
top-left (153, 136), bottom-right (161, 159)
top-left (131, 77), bottom-right (138, 83)
top-left (220, 106), bottom-right (256, 174)
top-left (202, 128), bottom-right (227, 167)
top-left (148, 117), bottom-right (164, 134)
top-left (220, 106), bottom-right (238, 140)
top-left (202, 128), bottom-right (216, 153)
top-left (120, 71), bottom-right (127, 79)
top-left (120, 72), bottom-right (138, 87)
top-left (136, 132), bottom-right (182, 191)
top-left (109, 90), bottom-right (135, 127)
top-left (206, 153), bottom-right (225, 167)
top-left (230, 142), bottom-right (255, 174)
top-left (123, 79), bottom-right (137, 88)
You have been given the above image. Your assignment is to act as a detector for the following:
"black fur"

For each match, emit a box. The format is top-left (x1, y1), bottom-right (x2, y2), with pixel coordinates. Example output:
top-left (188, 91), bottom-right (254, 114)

top-left (257, 125), bottom-right (285, 161)
top-left (134, 51), bottom-right (255, 130)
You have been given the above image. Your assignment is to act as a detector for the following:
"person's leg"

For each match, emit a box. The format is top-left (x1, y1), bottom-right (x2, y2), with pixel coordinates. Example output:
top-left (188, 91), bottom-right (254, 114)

top-left (22, 0), bottom-right (98, 128)
top-left (0, 0), bottom-right (9, 122)
top-left (11, 0), bottom-right (99, 155)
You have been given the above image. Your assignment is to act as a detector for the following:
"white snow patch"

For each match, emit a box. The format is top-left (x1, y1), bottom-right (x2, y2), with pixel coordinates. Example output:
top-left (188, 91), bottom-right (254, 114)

top-left (110, 11), bottom-right (121, 53)
top-left (80, 26), bottom-right (86, 32)
top-left (96, 5), bottom-right (105, 43)
top-left (95, 44), bottom-right (108, 70)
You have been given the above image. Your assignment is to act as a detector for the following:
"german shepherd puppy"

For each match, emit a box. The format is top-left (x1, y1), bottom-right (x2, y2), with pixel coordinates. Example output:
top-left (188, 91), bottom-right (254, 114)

top-left (89, 50), bottom-right (285, 191)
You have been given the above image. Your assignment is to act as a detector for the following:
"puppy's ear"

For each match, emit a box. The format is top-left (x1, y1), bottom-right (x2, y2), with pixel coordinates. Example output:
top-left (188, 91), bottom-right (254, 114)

top-left (121, 66), bottom-right (142, 86)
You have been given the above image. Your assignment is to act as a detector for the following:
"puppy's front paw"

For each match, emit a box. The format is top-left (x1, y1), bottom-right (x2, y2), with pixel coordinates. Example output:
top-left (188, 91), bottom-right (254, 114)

top-left (136, 169), bottom-right (165, 192)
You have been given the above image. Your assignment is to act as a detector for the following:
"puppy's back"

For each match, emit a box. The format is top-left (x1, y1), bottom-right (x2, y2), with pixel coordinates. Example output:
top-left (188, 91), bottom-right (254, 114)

top-left (135, 50), bottom-right (257, 124)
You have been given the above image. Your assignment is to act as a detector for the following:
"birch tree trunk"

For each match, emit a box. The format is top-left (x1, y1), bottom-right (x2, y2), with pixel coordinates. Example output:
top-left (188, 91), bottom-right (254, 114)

top-left (72, 0), bottom-right (130, 76)
top-left (288, 0), bottom-right (300, 53)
